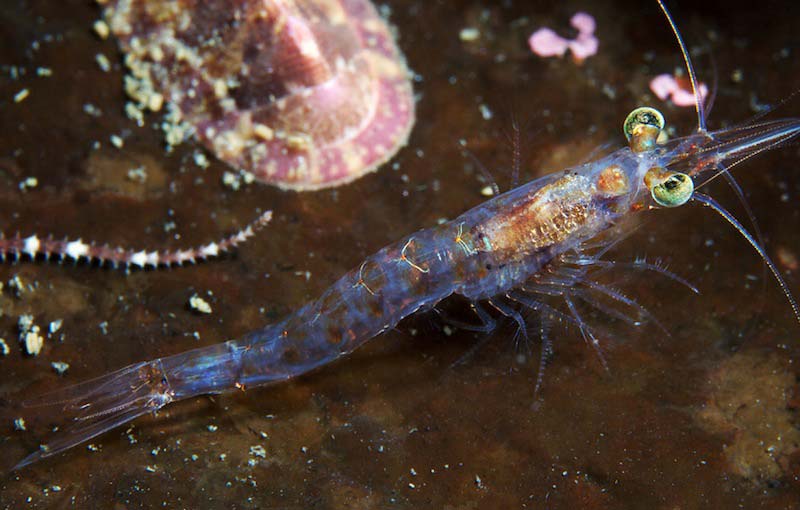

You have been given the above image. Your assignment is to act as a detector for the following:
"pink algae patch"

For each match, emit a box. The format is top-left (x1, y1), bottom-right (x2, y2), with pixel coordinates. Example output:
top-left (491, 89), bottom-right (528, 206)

top-left (650, 73), bottom-right (709, 107)
top-left (528, 12), bottom-right (598, 63)
top-left (100, 0), bottom-right (415, 191)
top-left (569, 11), bottom-right (595, 35)
top-left (528, 28), bottom-right (569, 58)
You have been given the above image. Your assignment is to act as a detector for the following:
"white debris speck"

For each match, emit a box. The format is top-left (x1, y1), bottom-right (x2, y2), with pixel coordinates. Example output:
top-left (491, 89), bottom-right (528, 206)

top-left (294, 270), bottom-right (312, 281)
top-left (193, 150), bottom-right (210, 169)
top-left (158, 102), bottom-right (191, 146)
top-left (48, 319), bottom-right (63, 336)
top-left (18, 314), bottom-right (34, 333)
top-left (93, 19), bottom-right (110, 39)
top-left (110, 134), bottom-right (124, 148)
top-left (480, 185), bottom-right (495, 197)
top-left (87, 444), bottom-right (100, 452)
top-left (0, 338), bottom-right (9, 356)
top-left (14, 417), bottom-right (26, 431)
top-left (36, 67), bottom-right (52, 77)
top-left (145, 465), bottom-right (157, 473)
top-left (125, 102), bottom-right (144, 126)
top-left (459, 27), bottom-right (481, 41)
top-left (189, 294), bottom-right (212, 314)
top-left (249, 445), bottom-right (267, 458)
top-left (98, 321), bottom-right (109, 335)
top-left (51, 361), bottom-right (70, 375)
top-left (126, 165), bottom-right (148, 183)
top-left (222, 171), bottom-right (241, 190)
top-left (18, 315), bottom-right (44, 355)
top-left (207, 424), bottom-right (218, 432)
top-left (18, 176), bottom-right (38, 192)
top-left (14, 88), bottom-right (30, 103)
top-left (83, 103), bottom-right (102, 117)
top-left (24, 328), bottom-right (44, 355)
top-left (478, 103), bottom-right (493, 120)
top-left (8, 274), bottom-right (24, 295)
top-left (95, 53), bottom-right (111, 72)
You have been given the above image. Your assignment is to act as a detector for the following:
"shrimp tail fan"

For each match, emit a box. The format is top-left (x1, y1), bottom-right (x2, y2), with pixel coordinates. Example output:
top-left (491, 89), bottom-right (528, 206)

top-left (12, 360), bottom-right (174, 470)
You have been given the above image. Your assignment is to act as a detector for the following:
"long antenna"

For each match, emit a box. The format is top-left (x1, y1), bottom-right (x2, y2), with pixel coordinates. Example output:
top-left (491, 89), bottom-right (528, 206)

top-left (659, 0), bottom-right (771, 296)
top-left (657, 0), bottom-right (707, 133)
top-left (692, 193), bottom-right (800, 325)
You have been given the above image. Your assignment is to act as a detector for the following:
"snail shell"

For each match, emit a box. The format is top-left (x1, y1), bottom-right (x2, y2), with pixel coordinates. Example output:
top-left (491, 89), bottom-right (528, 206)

top-left (102, 0), bottom-right (416, 190)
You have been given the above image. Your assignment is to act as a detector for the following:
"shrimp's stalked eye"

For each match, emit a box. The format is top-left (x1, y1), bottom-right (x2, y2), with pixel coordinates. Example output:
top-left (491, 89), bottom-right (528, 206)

top-left (623, 106), bottom-right (665, 153)
top-left (649, 171), bottom-right (693, 207)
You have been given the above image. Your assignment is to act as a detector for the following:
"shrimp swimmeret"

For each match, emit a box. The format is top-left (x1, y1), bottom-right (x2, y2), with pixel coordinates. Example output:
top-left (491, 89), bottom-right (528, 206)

top-left (12, 2), bottom-right (800, 469)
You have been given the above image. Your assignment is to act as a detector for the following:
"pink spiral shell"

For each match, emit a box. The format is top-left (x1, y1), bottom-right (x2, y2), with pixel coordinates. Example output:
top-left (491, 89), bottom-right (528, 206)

top-left (101, 0), bottom-right (416, 190)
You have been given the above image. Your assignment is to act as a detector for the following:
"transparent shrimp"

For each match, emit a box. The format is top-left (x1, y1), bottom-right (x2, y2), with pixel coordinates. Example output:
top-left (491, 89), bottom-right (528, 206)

top-left (13, 2), bottom-right (800, 469)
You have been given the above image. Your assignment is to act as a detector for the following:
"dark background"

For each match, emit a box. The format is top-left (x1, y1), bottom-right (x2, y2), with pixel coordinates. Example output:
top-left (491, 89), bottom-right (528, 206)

top-left (1, 0), bottom-right (799, 508)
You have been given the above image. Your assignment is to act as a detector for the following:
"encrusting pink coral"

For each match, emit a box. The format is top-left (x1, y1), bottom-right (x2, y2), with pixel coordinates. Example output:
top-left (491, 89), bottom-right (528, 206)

top-left (528, 12), bottom-right (599, 63)
top-left (650, 73), bottom-right (709, 107)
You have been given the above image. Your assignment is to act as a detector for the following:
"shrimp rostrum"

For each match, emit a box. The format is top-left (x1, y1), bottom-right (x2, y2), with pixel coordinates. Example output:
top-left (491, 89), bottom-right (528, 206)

top-left (13, 7), bottom-right (800, 470)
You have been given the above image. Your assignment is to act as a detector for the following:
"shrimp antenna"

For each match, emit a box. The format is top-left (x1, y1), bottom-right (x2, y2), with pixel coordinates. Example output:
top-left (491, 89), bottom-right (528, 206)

top-left (692, 193), bottom-right (800, 325)
top-left (657, 0), bottom-right (768, 289)
top-left (657, 0), bottom-right (707, 133)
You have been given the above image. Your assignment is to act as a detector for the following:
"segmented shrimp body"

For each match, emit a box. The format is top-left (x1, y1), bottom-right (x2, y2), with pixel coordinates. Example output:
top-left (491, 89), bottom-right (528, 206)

top-left (13, 4), bottom-right (800, 470)
top-left (179, 145), bottom-right (649, 391)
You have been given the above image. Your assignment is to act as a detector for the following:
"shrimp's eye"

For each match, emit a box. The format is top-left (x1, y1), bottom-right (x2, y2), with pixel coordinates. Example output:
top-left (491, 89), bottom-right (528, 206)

top-left (623, 107), bottom-right (665, 140)
top-left (651, 172), bottom-right (693, 207)
top-left (624, 107), bottom-right (665, 153)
